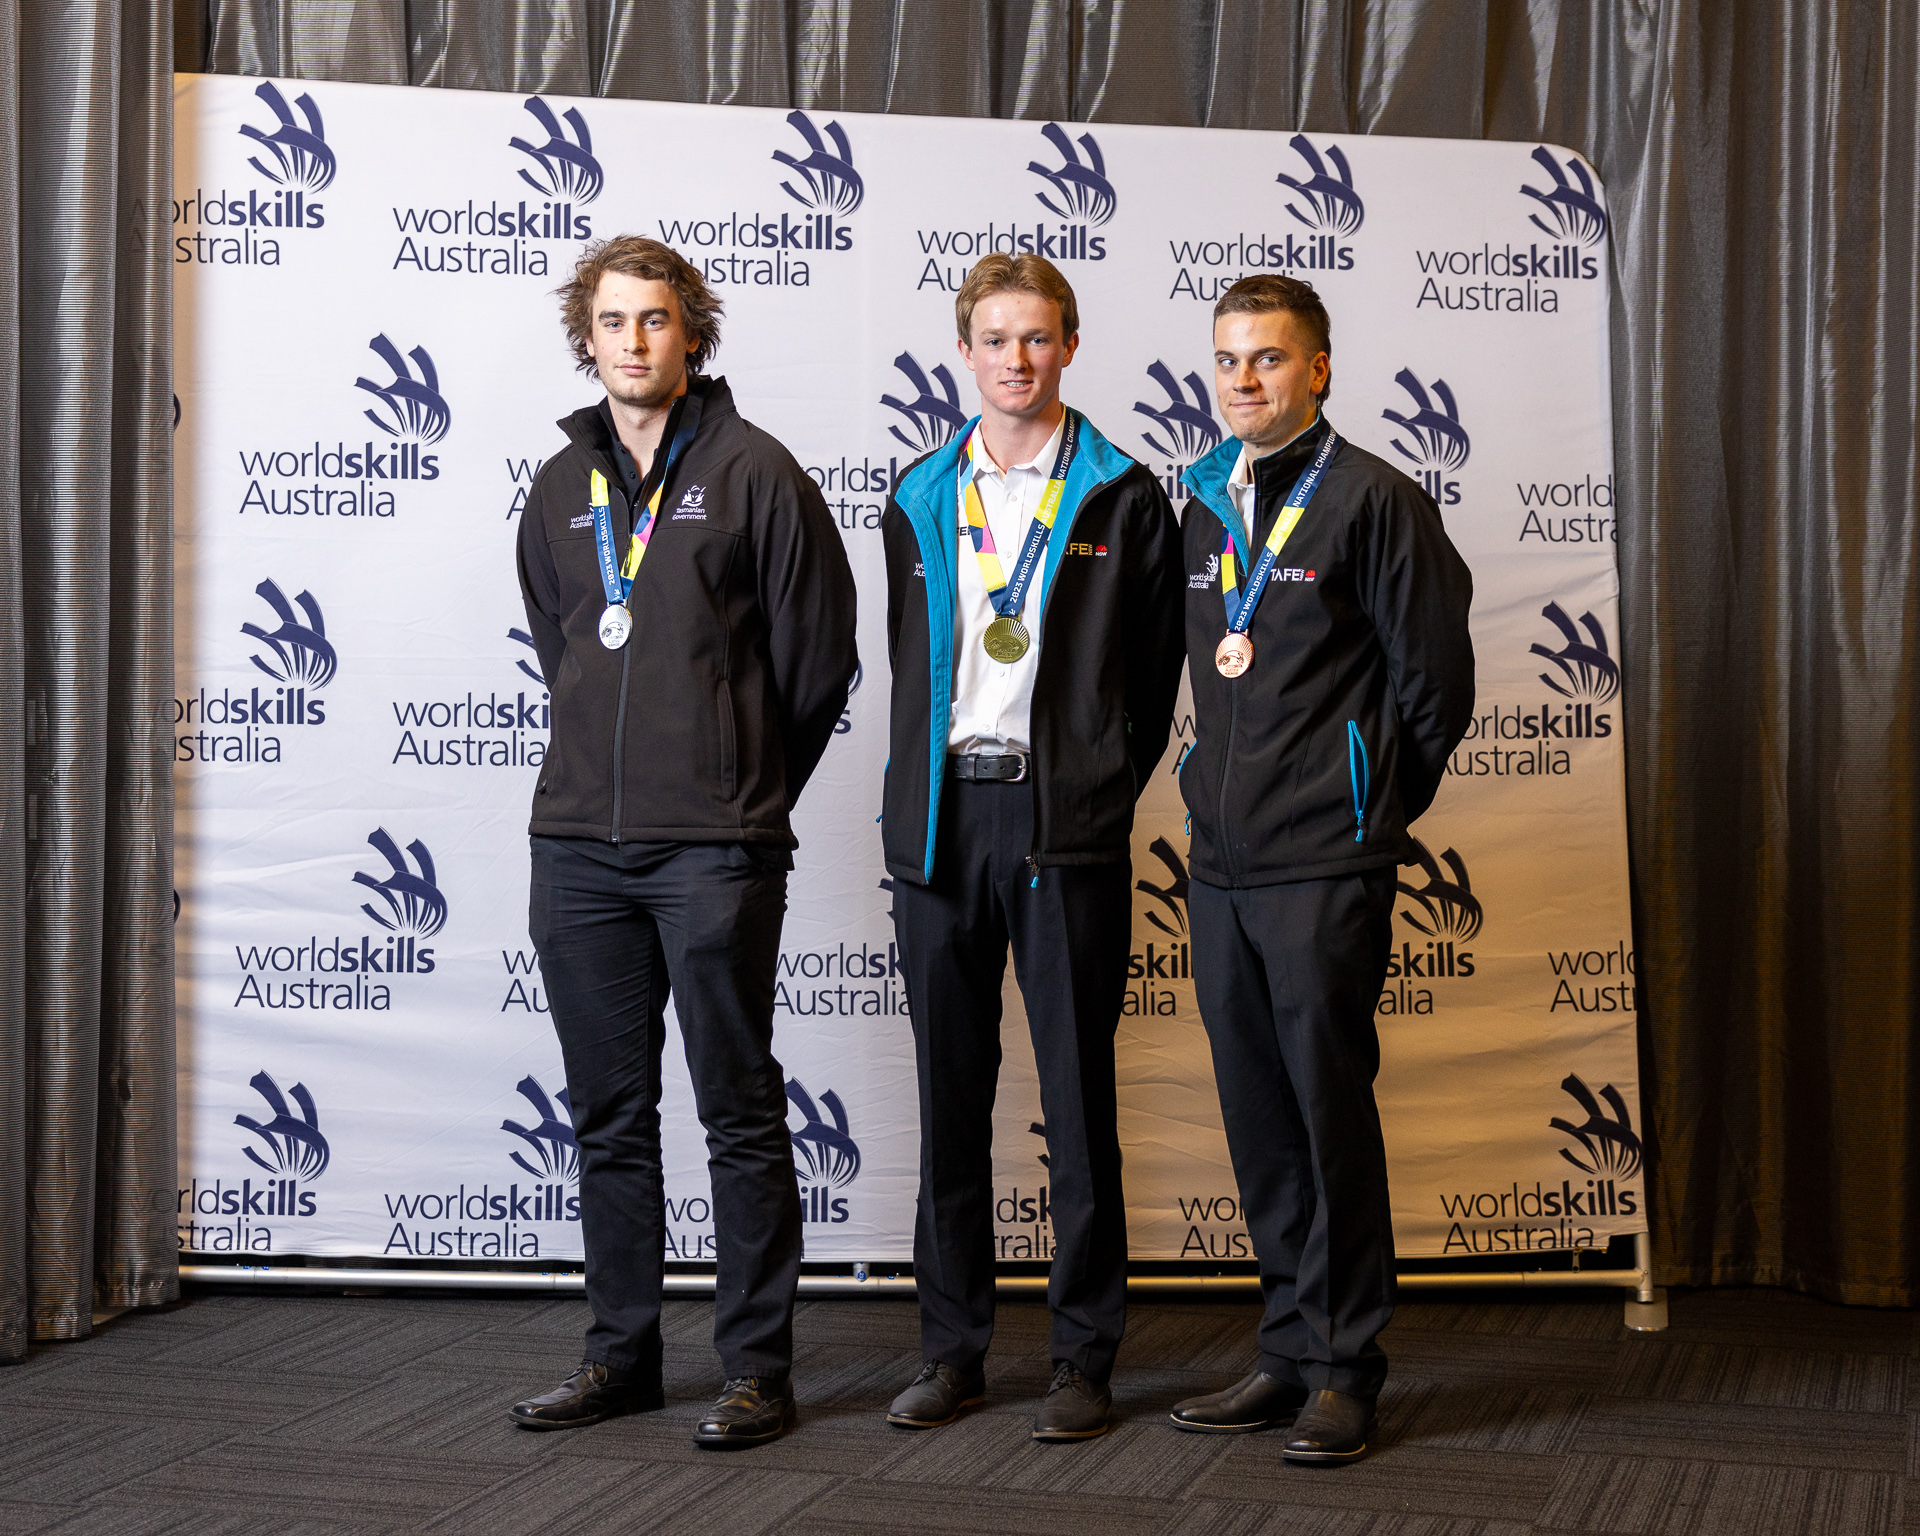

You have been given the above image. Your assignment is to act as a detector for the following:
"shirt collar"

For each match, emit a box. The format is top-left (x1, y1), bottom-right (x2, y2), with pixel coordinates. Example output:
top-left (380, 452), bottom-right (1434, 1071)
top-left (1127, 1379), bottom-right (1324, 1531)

top-left (970, 413), bottom-right (1067, 481)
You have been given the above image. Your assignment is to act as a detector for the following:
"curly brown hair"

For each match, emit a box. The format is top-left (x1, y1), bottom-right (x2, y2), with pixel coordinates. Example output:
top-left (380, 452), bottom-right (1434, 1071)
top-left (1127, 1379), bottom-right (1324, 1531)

top-left (556, 235), bottom-right (724, 375)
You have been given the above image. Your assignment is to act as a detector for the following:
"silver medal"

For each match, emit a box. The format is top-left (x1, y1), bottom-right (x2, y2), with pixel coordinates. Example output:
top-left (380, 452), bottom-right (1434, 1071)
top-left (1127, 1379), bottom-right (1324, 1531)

top-left (598, 603), bottom-right (633, 650)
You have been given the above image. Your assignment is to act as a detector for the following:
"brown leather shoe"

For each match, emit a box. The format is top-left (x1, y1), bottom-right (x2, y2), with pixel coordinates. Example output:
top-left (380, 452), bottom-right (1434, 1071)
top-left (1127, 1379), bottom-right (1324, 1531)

top-left (1031, 1361), bottom-right (1111, 1441)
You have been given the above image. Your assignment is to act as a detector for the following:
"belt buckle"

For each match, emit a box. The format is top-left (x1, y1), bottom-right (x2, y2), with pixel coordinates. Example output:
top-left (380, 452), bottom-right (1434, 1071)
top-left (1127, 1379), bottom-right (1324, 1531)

top-left (1001, 751), bottom-right (1029, 783)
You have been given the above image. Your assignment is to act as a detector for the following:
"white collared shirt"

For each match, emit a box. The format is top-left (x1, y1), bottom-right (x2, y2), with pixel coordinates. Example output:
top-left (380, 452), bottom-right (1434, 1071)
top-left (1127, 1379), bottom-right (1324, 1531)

top-left (948, 414), bottom-right (1066, 755)
top-left (1224, 411), bottom-right (1322, 550)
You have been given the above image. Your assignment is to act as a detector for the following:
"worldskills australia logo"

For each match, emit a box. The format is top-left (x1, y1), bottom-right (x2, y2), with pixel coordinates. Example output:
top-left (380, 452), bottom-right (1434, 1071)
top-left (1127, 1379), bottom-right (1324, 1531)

top-left (774, 111), bottom-right (864, 214)
top-left (1552, 1074), bottom-right (1641, 1179)
top-left (354, 828), bottom-right (447, 940)
top-left (880, 352), bottom-right (966, 454)
top-left (510, 97), bottom-right (603, 207)
top-left (180, 1072), bottom-right (326, 1252)
top-left (1272, 135), bottom-right (1361, 271)
top-left (1128, 837), bottom-right (1191, 1016)
top-left (788, 1078), bottom-right (859, 1224)
top-left (1382, 369), bottom-right (1468, 506)
top-left (508, 626), bottom-right (545, 684)
top-left (1382, 838), bottom-right (1479, 1012)
top-left (241, 82), bottom-right (336, 192)
top-left (1521, 146), bottom-right (1608, 248)
top-left (1134, 361), bottom-right (1221, 502)
top-left (173, 579), bottom-right (332, 766)
top-left (1526, 601), bottom-right (1618, 742)
top-left (1029, 122), bottom-right (1116, 229)
top-left (173, 81), bottom-right (329, 266)
top-left (358, 334), bottom-right (451, 453)
top-left (502, 1075), bottom-right (579, 1185)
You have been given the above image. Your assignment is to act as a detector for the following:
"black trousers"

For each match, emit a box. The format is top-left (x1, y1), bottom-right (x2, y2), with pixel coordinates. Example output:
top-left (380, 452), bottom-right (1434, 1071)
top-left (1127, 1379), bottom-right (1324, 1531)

top-left (892, 778), bottom-right (1132, 1381)
top-left (1189, 869), bottom-right (1399, 1399)
top-left (529, 836), bottom-right (802, 1380)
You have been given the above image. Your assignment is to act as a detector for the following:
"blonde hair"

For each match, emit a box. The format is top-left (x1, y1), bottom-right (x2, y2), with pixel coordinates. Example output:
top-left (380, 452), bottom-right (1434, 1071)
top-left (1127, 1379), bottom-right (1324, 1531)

top-left (955, 253), bottom-right (1079, 344)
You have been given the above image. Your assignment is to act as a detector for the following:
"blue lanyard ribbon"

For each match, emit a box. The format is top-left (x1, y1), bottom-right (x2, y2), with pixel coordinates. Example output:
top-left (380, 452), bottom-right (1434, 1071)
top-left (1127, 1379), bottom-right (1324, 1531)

top-left (1223, 426), bottom-right (1341, 633)
top-left (961, 410), bottom-right (1080, 619)
top-left (591, 392), bottom-right (706, 608)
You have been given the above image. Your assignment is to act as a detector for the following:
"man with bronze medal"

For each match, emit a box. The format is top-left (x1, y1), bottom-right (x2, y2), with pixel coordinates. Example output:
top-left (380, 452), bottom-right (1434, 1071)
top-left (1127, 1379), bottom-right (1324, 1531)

top-left (509, 236), bottom-right (857, 1445)
top-left (878, 255), bottom-right (1184, 1440)
top-left (1169, 276), bottom-right (1474, 1461)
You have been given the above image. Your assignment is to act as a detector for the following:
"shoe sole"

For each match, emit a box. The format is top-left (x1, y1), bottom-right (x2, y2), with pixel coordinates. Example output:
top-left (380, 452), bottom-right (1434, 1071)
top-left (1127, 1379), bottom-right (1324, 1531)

top-left (509, 1404), bottom-right (638, 1432)
top-left (1031, 1422), bottom-right (1111, 1441)
top-left (691, 1407), bottom-right (798, 1448)
top-left (887, 1394), bottom-right (986, 1429)
top-left (1282, 1441), bottom-right (1369, 1465)
top-left (1168, 1413), bottom-right (1294, 1434)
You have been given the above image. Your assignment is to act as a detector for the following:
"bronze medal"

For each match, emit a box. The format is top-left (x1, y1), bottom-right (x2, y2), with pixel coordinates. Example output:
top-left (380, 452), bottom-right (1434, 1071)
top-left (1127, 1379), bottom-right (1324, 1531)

top-left (1215, 632), bottom-right (1254, 678)
top-left (983, 615), bottom-right (1031, 663)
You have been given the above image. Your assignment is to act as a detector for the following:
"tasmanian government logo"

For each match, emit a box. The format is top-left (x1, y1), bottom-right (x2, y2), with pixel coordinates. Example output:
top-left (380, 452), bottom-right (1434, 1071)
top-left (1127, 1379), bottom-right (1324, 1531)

top-left (173, 82), bottom-right (330, 266)
top-left (392, 95), bottom-right (599, 276)
top-left (775, 111), bottom-right (864, 215)
top-left (234, 335), bottom-right (447, 522)
top-left (174, 579), bottom-right (334, 765)
top-left (1379, 838), bottom-right (1479, 1015)
top-left (915, 122), bottom-right (1109, 292)
top-left (788, 1079), bottom-right (859, 1225)
top-left (1383, 369), bottom-right (1468, 505)
top-left (1135, 362), bottom-right (1221, 503)
top-left (881, 352), bottom-right (965, 453)
top-left (178, 1071), bottom-right (327, 1252)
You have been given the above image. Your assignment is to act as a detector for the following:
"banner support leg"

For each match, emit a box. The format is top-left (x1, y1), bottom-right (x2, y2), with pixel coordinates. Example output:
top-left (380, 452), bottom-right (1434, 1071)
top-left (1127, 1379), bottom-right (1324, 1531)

top-left (1623, 1230), bottom-right (1667, 1331)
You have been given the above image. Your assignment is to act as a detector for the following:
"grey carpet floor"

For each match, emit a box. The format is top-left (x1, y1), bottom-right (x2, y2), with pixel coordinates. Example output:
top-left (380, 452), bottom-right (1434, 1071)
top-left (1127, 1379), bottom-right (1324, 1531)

top-left (0, 1285), bottom-right (1910, 1535)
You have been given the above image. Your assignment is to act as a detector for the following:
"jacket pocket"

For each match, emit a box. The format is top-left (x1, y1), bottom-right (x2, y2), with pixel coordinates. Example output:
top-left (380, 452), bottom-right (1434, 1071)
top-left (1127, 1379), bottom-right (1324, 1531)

top-left (1347, 720), bottom-right (1370, 843)
top-left (717, 683), bottom-right (737, 803)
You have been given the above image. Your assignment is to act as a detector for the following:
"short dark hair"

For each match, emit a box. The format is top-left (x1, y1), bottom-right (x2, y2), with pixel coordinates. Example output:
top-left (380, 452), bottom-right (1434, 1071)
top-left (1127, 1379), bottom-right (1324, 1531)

top-left (1213, 274), bottom-right (1333, 402)
top-left (956, 253), bottom-right (1079, 344)
top-left (557, 235), bottom-right (724, 375)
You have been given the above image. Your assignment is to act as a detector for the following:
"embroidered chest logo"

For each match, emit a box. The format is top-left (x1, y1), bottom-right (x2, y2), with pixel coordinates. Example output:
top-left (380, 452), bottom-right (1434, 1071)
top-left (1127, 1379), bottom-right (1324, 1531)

top-left (1065, 542), bottom-right (1108, 556)
top-left (672, 484), bottom-right (707, 520)
top-left (1188, 552), bottom-right (1219, 590)
top-left (568, 512), bottom-right (594, 530)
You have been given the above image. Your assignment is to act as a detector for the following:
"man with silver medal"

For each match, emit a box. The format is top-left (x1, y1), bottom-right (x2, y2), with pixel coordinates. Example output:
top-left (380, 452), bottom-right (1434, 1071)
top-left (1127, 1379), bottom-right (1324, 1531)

top-left (510, 237), bottom-right (857, 1447)
top-left (877, 255), bottom-right (1184, 1441)
top-left (1170, 276), bottom-right (1474, 1462)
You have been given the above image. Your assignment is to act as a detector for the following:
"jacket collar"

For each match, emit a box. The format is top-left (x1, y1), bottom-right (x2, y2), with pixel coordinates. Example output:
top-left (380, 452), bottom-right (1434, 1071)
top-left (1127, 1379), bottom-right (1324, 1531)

top-left (558, 373), bottom-right (732, 461)
top-left (1184, 412), bottom-right (1333, 563)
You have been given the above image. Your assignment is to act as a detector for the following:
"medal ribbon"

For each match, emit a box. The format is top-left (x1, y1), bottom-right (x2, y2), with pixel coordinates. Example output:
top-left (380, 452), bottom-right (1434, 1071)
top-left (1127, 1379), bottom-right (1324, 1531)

top-left (590, 392), bottom-right (707, 609)
top-left (958, 410), bottom-right (1081, 620)
top-left (1222, 426), bottom-right (1342, 633)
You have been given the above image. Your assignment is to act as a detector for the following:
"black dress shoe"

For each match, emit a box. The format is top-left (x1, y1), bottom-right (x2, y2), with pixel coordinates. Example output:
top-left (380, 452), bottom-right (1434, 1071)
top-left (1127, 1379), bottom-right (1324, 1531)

top-left (1032, 1361), bottom-right (1111, 1441)
top-left (887, 1360), bottom-right (986, 1428)
top-left (1282, 1388), bottom-right (1374, 1464)
top-left (1169, 1369), bottom-right (1309, 1433)
top-left (692, 1375), bottom-right (797, 1447)
top-left (509, 1362), bottom-right (662, 1430)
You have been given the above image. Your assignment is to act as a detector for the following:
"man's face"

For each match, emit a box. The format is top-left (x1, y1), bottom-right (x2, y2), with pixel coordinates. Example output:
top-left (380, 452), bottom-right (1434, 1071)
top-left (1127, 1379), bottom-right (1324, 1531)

top-left (1213, 310), bottom-right (1329, 450)
top-left (586, 272), bottom-right (696, 410)
top-left (959, 291), bottom-right (1079, 422)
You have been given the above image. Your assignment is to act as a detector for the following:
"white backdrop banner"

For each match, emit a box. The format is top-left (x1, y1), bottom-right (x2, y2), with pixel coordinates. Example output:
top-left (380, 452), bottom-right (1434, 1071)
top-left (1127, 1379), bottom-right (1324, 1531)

top-left (173, 74), bottom-right (1644, 1268)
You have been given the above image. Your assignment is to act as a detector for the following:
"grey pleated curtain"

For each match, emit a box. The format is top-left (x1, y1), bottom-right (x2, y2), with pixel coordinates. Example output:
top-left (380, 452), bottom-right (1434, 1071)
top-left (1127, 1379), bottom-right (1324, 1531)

top-left (2, 0), bottom-right (178, 1362)
top-left (155, 0), bottom-right (1920, 1312)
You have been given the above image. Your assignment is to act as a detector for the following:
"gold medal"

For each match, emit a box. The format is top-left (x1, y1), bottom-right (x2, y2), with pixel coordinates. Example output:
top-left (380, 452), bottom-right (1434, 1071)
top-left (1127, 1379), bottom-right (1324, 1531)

top-left (983, 615), bottom-right (1031, 663)
top-left (1215, 632), bottom-right (1254, 678)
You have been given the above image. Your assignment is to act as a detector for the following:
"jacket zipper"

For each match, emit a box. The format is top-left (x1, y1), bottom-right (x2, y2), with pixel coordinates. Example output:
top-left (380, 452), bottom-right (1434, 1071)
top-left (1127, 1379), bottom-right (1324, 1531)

top-left (1021, 465), bottom-right (1120, 887)
top-left (608, 481), bottom-right (634, 843)
top-left (1347, 720), bottom-right (1369, 842)
top-left (1216, 682), bottom-right (1239, 884)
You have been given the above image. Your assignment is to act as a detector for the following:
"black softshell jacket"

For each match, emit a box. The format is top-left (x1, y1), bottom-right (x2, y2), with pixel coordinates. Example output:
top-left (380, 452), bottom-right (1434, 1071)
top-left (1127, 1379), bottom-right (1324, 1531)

top-left (1180, 414), bottom-right (1475, 887)
top-left (516, 376), bottom-right (858, 847)
top-left (881, 412), bottom-right (1185, 886)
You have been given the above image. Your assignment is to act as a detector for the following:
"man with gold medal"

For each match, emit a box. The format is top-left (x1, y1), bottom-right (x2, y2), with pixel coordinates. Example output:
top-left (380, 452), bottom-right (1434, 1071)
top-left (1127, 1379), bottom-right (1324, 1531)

top-left (878, 255), bottom-right (1184, 1440)
top-left (1169, 276), bottom-right (1474, 1462)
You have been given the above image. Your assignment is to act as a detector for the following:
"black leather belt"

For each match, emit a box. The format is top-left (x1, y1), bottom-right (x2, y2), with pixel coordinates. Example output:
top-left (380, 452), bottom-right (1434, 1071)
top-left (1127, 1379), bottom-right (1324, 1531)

top-left (948, 751), bottom-right (1029, 783)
